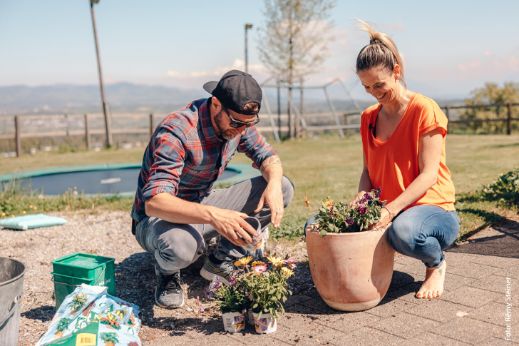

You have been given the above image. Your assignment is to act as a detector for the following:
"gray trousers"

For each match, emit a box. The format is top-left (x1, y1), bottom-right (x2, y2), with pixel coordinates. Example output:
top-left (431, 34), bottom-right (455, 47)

top-left (134, 176), bottom-right (294, 274)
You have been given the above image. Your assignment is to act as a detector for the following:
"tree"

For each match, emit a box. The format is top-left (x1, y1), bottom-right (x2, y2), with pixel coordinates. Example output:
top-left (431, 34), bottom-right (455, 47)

top-left (461, 82), bottom-right (519, 133)
top-left (257, 0), bottom-right (336, 139)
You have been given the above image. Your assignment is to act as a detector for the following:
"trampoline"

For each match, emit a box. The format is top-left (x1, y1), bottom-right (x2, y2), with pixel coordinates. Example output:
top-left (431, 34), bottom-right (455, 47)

top-left (0, 163), bottom-right (259, 196)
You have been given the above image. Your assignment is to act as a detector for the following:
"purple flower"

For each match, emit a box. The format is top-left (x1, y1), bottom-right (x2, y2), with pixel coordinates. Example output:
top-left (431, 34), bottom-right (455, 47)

top-left (346, 217), bottom-right (354, 226)
top-left (364, 192), bottom-right (372, 201)
top-left (229, 274), bottom-right (238, 286)
top-left (284, 258), bottom-right (297, 269)
top-left (206, 277), bottom-right (223, 299)
top-left (358, 206), bottom-right (367, 215)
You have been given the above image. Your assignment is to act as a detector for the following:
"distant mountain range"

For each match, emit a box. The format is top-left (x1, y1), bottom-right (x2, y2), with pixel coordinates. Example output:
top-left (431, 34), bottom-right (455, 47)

top-left (0, 82), bottom-right (466, 116)
top-left (0, 83), bottom-right (203, 115)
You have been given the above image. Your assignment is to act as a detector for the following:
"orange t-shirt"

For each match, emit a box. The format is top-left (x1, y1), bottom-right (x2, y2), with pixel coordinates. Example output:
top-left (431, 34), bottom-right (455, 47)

top-left (360, 93), bottom-right (455, 211)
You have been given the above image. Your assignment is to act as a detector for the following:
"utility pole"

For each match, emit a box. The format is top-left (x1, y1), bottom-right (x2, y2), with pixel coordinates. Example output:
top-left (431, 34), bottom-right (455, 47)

top-left (244, 23), bottom-right (253, 73)
top-left (89, 0), bottom-right (112, 148)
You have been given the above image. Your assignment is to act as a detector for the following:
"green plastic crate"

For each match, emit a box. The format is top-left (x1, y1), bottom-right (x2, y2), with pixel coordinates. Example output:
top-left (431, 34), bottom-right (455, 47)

top-left (51, 252), bottom-right (116, 308)
top-left (52, 273), bottom-right (96, 308)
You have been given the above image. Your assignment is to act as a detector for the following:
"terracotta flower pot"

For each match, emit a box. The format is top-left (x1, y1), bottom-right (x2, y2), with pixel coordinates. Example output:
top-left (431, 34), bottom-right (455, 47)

top-left (252, 312), bottom-right (277, 334)
top-left (306, 227), bottom-right (394, 311)
top-left (221, 311), bottom-right (246, 333)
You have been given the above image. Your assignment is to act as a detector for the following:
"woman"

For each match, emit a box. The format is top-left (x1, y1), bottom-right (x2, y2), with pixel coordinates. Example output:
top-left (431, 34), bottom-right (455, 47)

top-left (354, 20), bottom-right (459, 299)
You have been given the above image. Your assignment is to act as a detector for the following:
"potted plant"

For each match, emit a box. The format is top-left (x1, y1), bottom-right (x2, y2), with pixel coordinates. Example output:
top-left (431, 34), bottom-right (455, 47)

top-left (207, 274), bottom-right (247, 333)
top-left (68, 292), bottom-right (87, 313)
top-left (100, 332), bottom-right (119, 346)
top-left (237, 256), bottom-right (294, 334)
top-left (54, 317), bottom-right (72, 338)
top-left (306, 189), bottom-right (395, 311)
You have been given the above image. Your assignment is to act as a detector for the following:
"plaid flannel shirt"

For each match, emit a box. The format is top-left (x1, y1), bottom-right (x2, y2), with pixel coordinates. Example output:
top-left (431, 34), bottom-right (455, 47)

top-left (131, 98), bottom-right (276, 224)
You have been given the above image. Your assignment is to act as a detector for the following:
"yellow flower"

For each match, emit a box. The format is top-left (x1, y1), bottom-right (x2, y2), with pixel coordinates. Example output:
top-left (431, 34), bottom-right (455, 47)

top-left (267, 256), bottom-right (284, 268)
top-left (324, 199), bottom-right (334, 210)
top-left (251, 260), bottom-right (266, 267)
top-left (234, 256), bottom-right (253, 267)
top-left (281, 267), bottom-right (294, 278)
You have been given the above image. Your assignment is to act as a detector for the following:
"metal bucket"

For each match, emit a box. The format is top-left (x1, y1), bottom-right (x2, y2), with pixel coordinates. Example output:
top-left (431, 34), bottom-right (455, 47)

top-left (0, 257), bottom-right (25, 346)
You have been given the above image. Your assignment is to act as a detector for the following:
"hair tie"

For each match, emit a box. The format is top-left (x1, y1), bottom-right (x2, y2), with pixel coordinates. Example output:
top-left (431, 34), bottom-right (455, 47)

top-left (370, 38), bottom-right (381, 45)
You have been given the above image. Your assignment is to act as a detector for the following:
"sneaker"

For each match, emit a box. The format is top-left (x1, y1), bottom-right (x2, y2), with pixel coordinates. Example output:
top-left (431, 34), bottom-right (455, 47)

top-left (199, 255), bottom-right (234, 285)
top-left (154, 267), bottom-right (184, 309)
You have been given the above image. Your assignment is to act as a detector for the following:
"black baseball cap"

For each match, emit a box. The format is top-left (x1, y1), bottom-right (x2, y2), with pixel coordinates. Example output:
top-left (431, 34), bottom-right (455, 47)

top-left (203, 70), bottom-right (262, 116)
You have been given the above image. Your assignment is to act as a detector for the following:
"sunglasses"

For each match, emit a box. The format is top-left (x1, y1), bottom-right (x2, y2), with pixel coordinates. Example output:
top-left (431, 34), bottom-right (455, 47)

top-left (225, 110), bottom-right (259, 128)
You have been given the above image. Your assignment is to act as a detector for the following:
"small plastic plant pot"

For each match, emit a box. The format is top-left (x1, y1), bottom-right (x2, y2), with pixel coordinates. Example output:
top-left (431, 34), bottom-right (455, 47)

top-left (222, 311), bottom-right (246, 333)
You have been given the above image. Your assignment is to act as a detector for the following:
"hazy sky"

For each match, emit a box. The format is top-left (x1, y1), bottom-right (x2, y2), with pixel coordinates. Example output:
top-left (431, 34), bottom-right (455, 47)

top-left (1, 0), bottom-right (518, 99)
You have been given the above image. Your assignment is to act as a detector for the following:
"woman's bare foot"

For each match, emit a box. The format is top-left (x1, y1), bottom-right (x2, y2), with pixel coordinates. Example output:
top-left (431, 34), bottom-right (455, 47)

top-left (415, 261), bottom-right (447, 299)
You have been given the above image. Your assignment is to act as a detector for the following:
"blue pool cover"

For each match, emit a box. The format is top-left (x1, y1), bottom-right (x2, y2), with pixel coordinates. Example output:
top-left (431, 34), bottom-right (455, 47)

top-left (0, 163), bottom-right (259, 196)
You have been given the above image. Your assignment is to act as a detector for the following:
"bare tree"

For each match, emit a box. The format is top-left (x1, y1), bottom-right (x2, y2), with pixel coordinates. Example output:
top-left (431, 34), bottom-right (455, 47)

top-left (258, 0), bottom-right (335, 139)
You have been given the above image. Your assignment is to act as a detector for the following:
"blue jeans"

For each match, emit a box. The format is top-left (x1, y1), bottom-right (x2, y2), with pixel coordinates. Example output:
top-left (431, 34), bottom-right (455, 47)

top-left (388, 205), bottom-right (460, 268)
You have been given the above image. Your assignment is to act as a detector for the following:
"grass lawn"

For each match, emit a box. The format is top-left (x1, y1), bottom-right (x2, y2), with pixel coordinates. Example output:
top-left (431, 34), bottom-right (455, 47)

top-left (1, 134), bottom-right (518, 240)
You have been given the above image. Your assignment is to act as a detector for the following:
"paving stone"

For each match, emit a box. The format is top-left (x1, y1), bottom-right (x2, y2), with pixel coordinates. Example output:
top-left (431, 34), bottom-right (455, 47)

top-left (383, 281), bottom-right (422, 304)
top-left (444, 252), bottom-right (481, 264)
top-left (401, 332), bottom-right (471, 345)
top-left (490, 305), bottom-right (517, 344)
top-left (435, 316), bottom-right (504, 344)
top-left (478, 337), bottom-right (519, 345)
top-left (273, 311), bottom-right (346, 345)
top-left (367, 294), bottom-right (420, 318)
top-left (393, 259), bottom-right (423, 276)
top-left (388, 269), bottom-right (417, 290)
top-left (227, 327), bottom-right (290, 345)
top-left (447, 261), bottom-right (499, 280)
top-left (495, 264), bottom-right (519, 279)
top-left (369, 312), bottom-right (440, 339)
top-left (405, 299), bottom-right (474, 323)
top-left (394, 253), bottom-right (425, 266)
top-left (442, 286), bottom-right (502, 308)
top-left (317, 308), bottom-right (382, 333)
top-left (468, 274), bottom-right (510, 294)
top-left (148, 332), bottom-right (246, 346)
top-left (297, 291), bottom-right (337, 314)
top-left (285, 294), bottom-right (312, 308)
top-left (443, 272), bottom-right (477, 292)
top-left (468, 255), bottom-right (519, 270)
top-left (330, 326), bottom-right (405, 345)
top-left (469, 301), bottom-right (510, 326)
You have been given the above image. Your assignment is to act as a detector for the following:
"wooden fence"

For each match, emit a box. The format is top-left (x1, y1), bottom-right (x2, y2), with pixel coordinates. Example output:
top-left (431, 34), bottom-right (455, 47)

top-left (1, 102), bottom-right (518, 157)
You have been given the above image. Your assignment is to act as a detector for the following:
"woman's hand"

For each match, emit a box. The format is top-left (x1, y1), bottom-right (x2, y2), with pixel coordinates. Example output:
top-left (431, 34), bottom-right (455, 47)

top-left (371, 206), bottom-right (395, 230)
top-left (373, 207), bottom-right (393, 230)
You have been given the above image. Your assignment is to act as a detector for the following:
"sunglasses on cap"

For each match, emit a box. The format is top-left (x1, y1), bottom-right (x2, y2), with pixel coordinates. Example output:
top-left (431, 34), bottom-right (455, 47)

top-left (225, 110), bottom-right (259, 128)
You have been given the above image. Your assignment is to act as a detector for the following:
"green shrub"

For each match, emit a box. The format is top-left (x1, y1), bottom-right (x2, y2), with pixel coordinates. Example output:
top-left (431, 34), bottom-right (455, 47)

top-left (479, 169), bottom-right (519, 207)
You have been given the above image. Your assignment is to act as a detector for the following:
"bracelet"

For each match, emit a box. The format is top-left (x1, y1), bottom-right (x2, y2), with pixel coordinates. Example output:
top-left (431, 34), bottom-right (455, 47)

top-left (382, 206), bottom-right (394, 220)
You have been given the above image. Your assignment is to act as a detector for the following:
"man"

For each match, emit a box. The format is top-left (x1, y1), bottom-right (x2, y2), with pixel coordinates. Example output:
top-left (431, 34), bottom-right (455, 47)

top-left (131, 70), bottom-right (294, 309)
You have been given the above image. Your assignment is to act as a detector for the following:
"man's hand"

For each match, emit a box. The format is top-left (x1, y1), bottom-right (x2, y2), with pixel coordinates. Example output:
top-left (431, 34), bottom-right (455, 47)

top-left (207, 206), bottom-right (258, 247)
top-left (254, 182), bottom-right (284, 228)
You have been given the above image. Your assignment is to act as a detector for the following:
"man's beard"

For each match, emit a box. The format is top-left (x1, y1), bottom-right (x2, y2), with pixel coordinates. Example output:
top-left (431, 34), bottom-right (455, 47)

top-left (215, 111), bottom-right (237, 140)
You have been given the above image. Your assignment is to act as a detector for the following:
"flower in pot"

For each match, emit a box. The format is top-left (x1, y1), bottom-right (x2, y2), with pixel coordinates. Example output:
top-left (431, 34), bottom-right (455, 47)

top-left (54, 317), bottom-right (72, 338)
top-left (306, 189), bottom-right (395, 311)
top-left (100, 312), bottom-right (121, 330)
top-left (240, 256), bottom-right (294, 334)
top-left (68, 292), bottom-right (87, 313)
top-left (207, 275), bottom-right (247, 333)
top-left (100, 332), bottom-right (119, 346)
